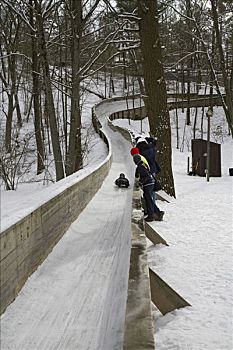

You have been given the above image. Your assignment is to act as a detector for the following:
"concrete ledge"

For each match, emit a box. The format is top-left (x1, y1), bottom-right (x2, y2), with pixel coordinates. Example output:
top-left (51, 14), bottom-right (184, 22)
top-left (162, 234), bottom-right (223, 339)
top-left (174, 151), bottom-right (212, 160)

top-left (145, 223), bottom-right (169, 246)
top-left (123, 188), bottom-right (155, 350)
top-left (149, 268), bottom-right (191, 315)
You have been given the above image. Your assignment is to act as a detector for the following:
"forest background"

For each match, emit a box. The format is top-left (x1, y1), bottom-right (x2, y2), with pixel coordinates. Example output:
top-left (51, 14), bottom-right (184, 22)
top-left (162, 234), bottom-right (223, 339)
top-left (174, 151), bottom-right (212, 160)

top-left (0, 0), bottom-right (232, 196)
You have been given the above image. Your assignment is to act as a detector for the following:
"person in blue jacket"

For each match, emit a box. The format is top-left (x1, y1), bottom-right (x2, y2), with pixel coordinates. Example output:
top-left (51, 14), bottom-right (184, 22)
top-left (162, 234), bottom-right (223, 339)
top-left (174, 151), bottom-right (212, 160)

top-left (135, 136), bottom-right (160, 176)
top-left (135, 136), bottom-right (161, 205)
top-left (133, 154), bottom-right (164, 222)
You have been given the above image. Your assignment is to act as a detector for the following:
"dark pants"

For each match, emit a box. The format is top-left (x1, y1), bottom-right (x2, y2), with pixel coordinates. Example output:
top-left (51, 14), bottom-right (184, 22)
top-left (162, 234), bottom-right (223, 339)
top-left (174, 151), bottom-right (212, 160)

top-left (143, 184), bottom-right (160, 217)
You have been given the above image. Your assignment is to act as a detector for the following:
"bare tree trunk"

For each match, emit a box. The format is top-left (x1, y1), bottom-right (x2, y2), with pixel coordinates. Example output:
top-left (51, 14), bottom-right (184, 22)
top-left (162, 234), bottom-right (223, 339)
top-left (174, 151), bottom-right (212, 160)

top-left (176, 80), bottom-right (179, 148)
top-left (1, 16), bottom-right (22, 150)
top-left (138, 0), bottom-right (175, 197)
top-left (186, 0), bottom-right (192, 125)
top-left (11, 57), bottom-right (22, 128)
top-left (26, 94), bottom-right (33, 122)
top-left (210, 0), bottom-right (233, 135)
top-left (186, 69), bottom-right (191, 125)
top-left (209, 28), bottom-right (215, 111)
top-left (110, 71), bottom-right (115, 94)
top-left (34, 0), bottom-right (64, 181)
top-left (63, 27), bottom-right (69, 160)
top-left (123, 50), bottom-right (127, 90)
top-left (61, 75), bottom-right (68, 158)
top-left (66, 0), bottom-right (83, 176)
top-left (104, 66), bottom-right (107, 98)
top-left (230, 55), bottom-right (233, 98)
top-left (193, 107), bottom-right (198, 139)
top-left (14, 92), bottom-right (22, 127)
top-left (29, 0), bottom-right (45, 175)
top-left (5, 54), bottom-right (17, 153)
top-left (5, 94), bottom-right (14, 153)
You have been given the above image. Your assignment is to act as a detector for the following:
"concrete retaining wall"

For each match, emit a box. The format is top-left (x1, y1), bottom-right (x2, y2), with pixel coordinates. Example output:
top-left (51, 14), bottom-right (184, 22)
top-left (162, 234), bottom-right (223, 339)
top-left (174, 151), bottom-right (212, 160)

top-left (168, 95), bottom-right (224, 110)
top-left (110, 105), bottom-right (147, 121)
top-left (123, 189), bottom-right (155, 350)
top-left (105, 93), bottom-right (224, 122)
top-left (0, 117), bottom-right (112, 315)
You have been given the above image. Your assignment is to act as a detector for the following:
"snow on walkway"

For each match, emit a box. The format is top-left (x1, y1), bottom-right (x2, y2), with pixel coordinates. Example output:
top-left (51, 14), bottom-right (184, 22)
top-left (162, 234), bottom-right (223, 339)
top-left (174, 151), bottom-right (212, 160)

top-left (148, 154), bottom-right (233, 350)
top-left (1, 101), bottom-right (135, 350)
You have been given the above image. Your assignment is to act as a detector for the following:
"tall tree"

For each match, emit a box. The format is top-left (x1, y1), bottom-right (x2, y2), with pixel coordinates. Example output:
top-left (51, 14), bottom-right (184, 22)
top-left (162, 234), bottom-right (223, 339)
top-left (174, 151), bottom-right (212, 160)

top-left (137, 0), bottom-right (175, 197)
top-left (167, 0), bottom-right (233, 136)
top-left (210, 0), bottom-right (233, 135)
top-left (34, 0), bottom-right (64, 181)
top-left (29, 0), bottom-right (45, 175)
top-left (65, 0), bottom-right (83, 175)
top-left (0, 6), bottom-right (22, 152)
top-left (66, 0), bottom-right (120, 175)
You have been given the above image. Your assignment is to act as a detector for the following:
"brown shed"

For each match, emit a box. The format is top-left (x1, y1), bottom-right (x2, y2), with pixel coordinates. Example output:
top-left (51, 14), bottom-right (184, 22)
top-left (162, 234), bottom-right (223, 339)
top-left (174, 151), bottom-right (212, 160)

top-left (191, 139), bottom-right (221, 177)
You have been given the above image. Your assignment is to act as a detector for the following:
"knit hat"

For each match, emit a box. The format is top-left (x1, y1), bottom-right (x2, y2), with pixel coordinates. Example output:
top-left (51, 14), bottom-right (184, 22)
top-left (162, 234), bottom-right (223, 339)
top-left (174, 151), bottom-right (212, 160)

top-left (130, 147), bottom-right (139, 156)
top-left (133, 154), bottom-right (142, 165)
top-left (136, 137), bottom-right (147, 145)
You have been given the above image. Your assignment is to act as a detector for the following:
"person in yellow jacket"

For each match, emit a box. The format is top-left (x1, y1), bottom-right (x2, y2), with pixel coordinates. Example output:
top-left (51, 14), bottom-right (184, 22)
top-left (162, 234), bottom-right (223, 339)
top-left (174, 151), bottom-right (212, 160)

top-left (132, 154), bottom-right (164, 222)
top-left (131, 146), bottom-right (155, 199)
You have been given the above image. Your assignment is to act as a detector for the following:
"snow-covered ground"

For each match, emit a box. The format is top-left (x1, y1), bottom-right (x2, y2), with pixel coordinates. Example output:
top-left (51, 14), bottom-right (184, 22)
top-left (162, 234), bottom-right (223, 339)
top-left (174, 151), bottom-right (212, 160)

top-left (1, 86), bottom-right (233, 349)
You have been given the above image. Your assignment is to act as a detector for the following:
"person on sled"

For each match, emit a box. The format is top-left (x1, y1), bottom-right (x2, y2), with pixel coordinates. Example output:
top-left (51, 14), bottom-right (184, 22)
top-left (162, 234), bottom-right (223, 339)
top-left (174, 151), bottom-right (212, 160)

top-left (115, 173), bottom-right (130, 188)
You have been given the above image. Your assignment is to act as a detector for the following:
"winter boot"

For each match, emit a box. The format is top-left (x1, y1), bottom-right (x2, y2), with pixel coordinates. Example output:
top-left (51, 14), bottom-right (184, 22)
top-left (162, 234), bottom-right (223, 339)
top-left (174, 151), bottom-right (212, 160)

top-left (153, 213), bottom-right (161, 221)
top-left (158, 211), bottom-right (164, 221)
top-left (153, 211), bottom-right (164, 221)
top-left (145, 216), bottom-right (154, 222)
